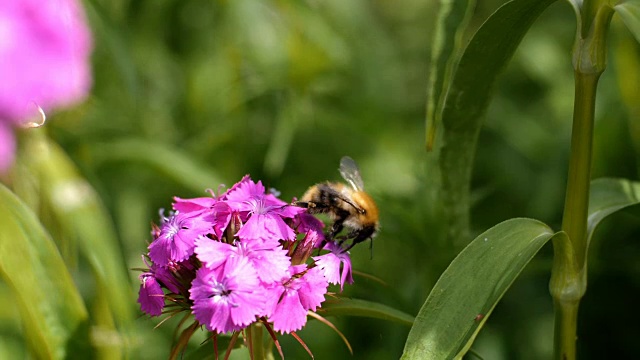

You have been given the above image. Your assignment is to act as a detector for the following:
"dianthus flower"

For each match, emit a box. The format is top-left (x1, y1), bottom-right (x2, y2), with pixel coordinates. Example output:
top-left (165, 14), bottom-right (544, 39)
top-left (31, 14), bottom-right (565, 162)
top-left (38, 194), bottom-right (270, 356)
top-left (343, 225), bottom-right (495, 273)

top-left (148, 211), bottom-right (214, 267)
top-left (138, 272), bottom-right (164, 317)
top-left (0, 0), bottom-right (92, 172)
top-left (224, 177), bottom-right (305, 244)
top-left (190, 257), bottom-right (266, 333)
top-left (137, 175), bottom-right (357, 357)
top-left (314, 240), bottom-right (354, 291)
top-left (269, 265), bottom-right (329, 333)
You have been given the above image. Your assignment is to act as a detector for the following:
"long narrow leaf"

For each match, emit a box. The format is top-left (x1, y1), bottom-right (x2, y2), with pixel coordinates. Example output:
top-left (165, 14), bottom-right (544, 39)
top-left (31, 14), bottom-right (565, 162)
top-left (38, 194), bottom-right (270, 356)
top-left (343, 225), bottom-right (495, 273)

top-left (0, 184), bottom-right (88, 359)
top-left (425, 0), bottom-right (476, 150)
top-left (18, 130), bottom-right (134, 356)
top-left (401, 218), bottom-right (555, 359)
top-left (435, 0), bottom-right (557, 245)
top-left (588, 178), bottom-right (640, 243)
top-left (319, 298), bottom-right (414, 327)
top-left (615, 0), bottom-right (640, 44)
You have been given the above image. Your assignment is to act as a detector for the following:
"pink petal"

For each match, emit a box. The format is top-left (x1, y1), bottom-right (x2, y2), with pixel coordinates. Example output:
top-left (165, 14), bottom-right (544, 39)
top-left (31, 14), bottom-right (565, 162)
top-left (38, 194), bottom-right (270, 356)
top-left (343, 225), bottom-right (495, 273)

top-left (195, 237), bottom-right (235, 269)
top-left (0, 0), bottom-right (92, 121)
top-left (270, 288), bottom-right (307, 333)
top-left (138, 274), bottom-right (164, 317)
top-left (298, 267), bottom-right (328, 311)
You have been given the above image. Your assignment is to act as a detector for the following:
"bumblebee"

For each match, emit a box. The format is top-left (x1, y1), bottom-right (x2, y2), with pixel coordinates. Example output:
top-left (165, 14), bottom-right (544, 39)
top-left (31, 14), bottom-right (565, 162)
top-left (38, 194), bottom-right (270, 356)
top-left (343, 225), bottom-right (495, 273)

top-left (296, 156), bottom-right (379, 251)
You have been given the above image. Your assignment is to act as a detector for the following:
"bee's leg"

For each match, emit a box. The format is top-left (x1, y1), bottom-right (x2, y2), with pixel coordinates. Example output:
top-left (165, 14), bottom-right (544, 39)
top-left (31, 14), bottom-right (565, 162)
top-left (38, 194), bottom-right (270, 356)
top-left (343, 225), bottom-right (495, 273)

top-left (328, 217), bottom-right (345, 241)
top-left (293, 201), bottom-right (315, 209)
top-left (341, 229), bottom-right (371, 252)
top-left (314, 218), bottom-right (343, 255)
top-left (332, 234), bottom-right (349, 247)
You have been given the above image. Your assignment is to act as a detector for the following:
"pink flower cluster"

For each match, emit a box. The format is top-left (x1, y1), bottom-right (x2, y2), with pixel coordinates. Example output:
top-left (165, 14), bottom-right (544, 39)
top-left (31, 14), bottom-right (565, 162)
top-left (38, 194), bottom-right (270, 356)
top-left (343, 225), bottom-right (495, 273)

top-left (138, 176), bottom-right (353, 334)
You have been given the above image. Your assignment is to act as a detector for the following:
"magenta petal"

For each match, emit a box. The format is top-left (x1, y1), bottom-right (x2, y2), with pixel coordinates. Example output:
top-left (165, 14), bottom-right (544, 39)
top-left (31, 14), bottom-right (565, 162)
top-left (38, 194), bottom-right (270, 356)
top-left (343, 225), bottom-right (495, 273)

top-left (237, 213), bottom-right (295, 243)
top-left (210, 202), bottom-right (232, 239)
top-left (0, 0), bottom-right (92, 122)
top-left (138, 273), bottom-right (164, 317)
top-left (148, 213), bottom-right (213, 266)
top-left (210, 305), bottom-right (239, 334)
top-left (261, 284), bottom-right (283, 319)
top-left (263, 193), bottom-right (289, 208)
top-left (314, 241), bottom-right (353, 291)
top-left (248, 247), bottom-right (290, 284)
top-left (173, 196), bottom-right (217, 214)
top-left (151, 263), bottom-right (180, 294)
top-left (297, 267), bottom-right (328, 311)
top-left (194, 237), bottom-right (235, 269)
top-left (340, 258), bottom-right (354, 289)
top-left (190, 259), bottom-right (264, 333)
top-left (192, 294), bottom-right (239, 334)
top-left (263, 214), bottom-right (296, 241)
top-left (225, 178), bottom-right (266, 212)
top-left (293, 213), bottom-right (326, 237)
top-left (172, 198), bottom-right (230, 240)
top-left (229, 288), bottom-right (266, 327)
top-left (220, 175), bottom-right (252, 200)
top-left (313, 252), bottom-right (341, 285)
top-left (272, 202), bottom-right (306, 218)
top-left (270, 288), bottom-right (308, 333)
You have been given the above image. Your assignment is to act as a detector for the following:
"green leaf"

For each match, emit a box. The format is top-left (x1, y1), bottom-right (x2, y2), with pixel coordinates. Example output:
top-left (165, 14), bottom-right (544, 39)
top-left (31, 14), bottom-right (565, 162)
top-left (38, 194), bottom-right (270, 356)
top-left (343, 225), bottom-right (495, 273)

top-left (615, 0), bottom-right (640, 44)
top-left (433, 0), bottom-right (557, 245)
top-left (588, 178), bottom-right (640, 243)
top-left (0, 183), bottom-right (88, 359)
top-left (401, 218), bottom-right (555, 359)
top-left (612, 22), bottom-right (640, 158)
top-left (17, 130), bottom-right (134, 355)
top-left (319, 298), bottom-right (414, 327)
top-left (425, 0), bottom-right (475, 150)
top-left (90, 139), bottom-right (223, 194)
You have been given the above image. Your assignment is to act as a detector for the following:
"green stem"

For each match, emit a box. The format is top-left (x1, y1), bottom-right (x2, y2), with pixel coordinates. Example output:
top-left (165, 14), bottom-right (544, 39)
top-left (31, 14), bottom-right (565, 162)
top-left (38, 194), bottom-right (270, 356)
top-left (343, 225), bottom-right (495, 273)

top-left (550, 232), bottom-right (583, 360)
top-left (250, 322), bottom-right (265, 360)
top-left (561, 72), bottom-right (599, 266)
top-left (553, 298), bottom-right (580, 360)
top-left (551, 5), bottom-right (614, 360)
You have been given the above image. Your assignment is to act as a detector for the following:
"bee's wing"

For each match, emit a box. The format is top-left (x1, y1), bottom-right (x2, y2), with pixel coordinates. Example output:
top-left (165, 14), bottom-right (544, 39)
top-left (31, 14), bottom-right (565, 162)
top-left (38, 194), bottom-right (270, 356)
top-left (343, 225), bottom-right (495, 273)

top-left (339, 156), bottom-right (365, 191)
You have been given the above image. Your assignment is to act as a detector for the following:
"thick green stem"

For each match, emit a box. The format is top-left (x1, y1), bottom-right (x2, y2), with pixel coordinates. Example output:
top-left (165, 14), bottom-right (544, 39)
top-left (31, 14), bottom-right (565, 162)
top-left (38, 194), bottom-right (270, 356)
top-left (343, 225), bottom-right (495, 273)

top-left (554, 299), bottom-right (580, 360)
top-left (550, 232), bottom-right (583, 360)
top-left (551, 5), bottom-right (614, 360)
top-left (553, 69), bottom-right (598, 360)
top-left (561, 72), bottom-right (599, 265)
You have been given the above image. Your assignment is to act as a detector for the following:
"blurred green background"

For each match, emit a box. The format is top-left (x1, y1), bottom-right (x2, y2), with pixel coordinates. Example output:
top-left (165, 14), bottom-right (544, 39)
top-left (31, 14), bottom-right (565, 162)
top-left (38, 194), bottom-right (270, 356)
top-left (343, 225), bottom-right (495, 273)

top-left (3, 0), bottom-right (640, 358)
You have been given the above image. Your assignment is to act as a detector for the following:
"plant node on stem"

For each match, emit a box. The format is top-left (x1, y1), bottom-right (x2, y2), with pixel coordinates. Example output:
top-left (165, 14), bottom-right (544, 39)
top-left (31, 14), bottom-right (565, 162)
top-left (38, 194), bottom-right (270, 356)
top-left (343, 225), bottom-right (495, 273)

top-left (551, 3), bottom-right (614, 360)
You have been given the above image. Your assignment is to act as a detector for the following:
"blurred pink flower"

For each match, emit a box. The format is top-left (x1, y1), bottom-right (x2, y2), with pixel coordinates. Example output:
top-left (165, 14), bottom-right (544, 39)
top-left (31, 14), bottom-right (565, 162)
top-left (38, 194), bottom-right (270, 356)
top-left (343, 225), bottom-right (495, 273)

top-left (0, 0), bottom-right (92, 172)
